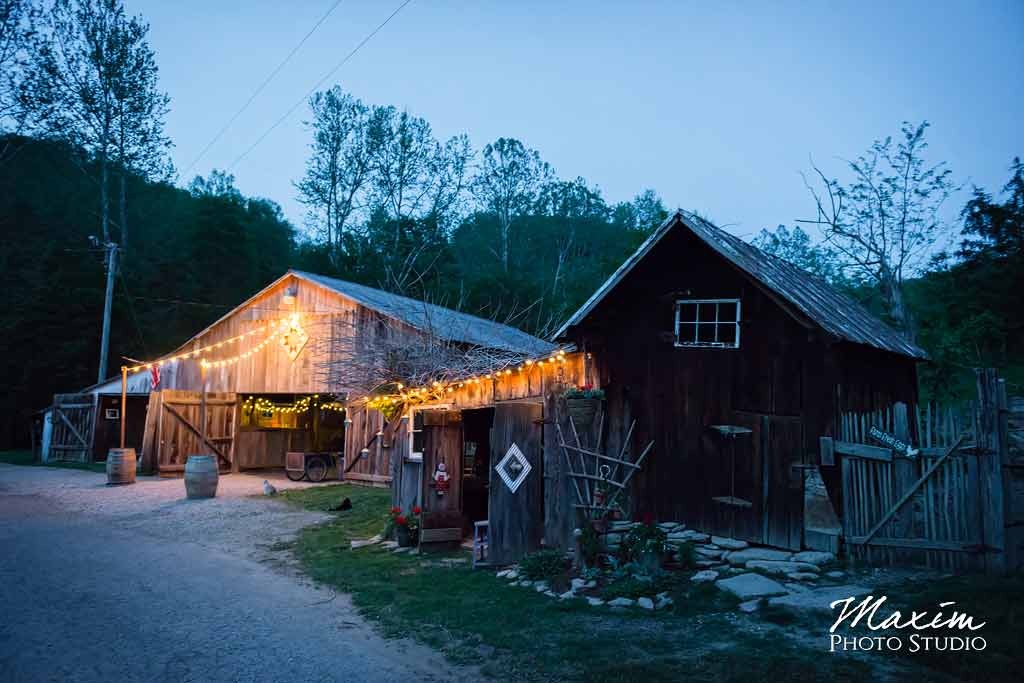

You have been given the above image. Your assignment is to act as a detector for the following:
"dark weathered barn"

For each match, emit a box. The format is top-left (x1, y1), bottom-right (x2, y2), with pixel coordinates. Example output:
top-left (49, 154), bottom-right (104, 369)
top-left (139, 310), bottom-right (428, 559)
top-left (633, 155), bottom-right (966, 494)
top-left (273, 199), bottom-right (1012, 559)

top-left (552, 211), bottom-right (926, 550)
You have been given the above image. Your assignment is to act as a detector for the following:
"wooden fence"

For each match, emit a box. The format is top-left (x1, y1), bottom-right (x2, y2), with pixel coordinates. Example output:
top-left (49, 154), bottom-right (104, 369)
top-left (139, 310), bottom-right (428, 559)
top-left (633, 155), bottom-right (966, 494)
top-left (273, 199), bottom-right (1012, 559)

top-left (823, 369), bottom-right (1016, 572)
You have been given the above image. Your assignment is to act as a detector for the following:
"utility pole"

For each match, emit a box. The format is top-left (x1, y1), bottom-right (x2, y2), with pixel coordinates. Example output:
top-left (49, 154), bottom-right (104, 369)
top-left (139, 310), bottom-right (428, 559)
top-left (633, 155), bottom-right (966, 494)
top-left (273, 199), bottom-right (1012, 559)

top-left (98, 241), bottom-right (118, 383)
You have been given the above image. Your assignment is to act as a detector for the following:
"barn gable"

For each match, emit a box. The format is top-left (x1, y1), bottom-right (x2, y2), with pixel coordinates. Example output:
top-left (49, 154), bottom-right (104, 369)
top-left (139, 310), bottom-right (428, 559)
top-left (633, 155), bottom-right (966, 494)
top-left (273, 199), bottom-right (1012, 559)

top-left (553, 211), bottom-right (927, 360)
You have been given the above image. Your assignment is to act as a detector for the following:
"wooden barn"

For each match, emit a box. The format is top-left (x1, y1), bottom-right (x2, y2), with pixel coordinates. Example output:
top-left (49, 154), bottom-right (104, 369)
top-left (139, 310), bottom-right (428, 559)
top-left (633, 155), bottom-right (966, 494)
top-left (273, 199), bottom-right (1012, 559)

top-left (551, 211), bottom-right (926, 550)
top-left (385, 211), bottom-right (927, 562)
top-left (125, 269), bottom-right (552, 480)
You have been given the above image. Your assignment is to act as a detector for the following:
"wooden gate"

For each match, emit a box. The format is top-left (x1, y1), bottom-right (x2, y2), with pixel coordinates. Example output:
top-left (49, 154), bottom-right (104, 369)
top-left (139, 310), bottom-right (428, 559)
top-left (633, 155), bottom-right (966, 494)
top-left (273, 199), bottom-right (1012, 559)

top-left (49, 393), bottom-right (96, 463)
top-left (826, 372), bottom-right (1012, 572)
top-left (142, 390), bottom-right (237, 474)
top-left (488, 402), bottom-right (544, 565)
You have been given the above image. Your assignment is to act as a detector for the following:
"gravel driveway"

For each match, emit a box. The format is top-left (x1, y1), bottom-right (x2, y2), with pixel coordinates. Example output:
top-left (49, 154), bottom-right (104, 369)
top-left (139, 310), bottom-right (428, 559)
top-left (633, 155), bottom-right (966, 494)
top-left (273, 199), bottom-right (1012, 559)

top-left (0, 465), bottom-right (467, 682)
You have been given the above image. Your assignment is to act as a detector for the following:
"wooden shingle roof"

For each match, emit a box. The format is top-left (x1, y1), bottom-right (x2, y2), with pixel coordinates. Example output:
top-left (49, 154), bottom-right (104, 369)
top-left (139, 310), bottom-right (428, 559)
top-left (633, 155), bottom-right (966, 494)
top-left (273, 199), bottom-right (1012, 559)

top-left (552, 211), bottom-right (927, 359)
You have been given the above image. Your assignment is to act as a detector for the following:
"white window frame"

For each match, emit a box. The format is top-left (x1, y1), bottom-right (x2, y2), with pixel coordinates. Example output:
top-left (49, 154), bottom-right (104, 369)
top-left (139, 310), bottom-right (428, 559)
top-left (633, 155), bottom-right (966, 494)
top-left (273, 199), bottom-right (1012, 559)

top-left (407, 404), bottom-right (453, 462)
top-left (674, 298), bottom-right (741, 349)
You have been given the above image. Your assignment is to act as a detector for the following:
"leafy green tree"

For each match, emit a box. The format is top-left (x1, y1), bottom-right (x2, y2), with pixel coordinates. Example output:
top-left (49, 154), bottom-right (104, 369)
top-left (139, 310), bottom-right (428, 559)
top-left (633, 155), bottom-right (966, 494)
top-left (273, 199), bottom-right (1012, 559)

top-left (752, 225), bottom-right (848, 286)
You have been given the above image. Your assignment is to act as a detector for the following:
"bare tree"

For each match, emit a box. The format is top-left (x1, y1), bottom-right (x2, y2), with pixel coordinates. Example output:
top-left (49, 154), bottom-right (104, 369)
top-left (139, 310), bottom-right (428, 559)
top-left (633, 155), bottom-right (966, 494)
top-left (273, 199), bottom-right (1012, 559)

top-left (798, 121), bottom-right (956, 334)
top-left (295, 87), bottom-right (373, 262)
top-left (313, 301), bottom-right (541, 402)
top-left (472, 137), bottom-right (552, 272)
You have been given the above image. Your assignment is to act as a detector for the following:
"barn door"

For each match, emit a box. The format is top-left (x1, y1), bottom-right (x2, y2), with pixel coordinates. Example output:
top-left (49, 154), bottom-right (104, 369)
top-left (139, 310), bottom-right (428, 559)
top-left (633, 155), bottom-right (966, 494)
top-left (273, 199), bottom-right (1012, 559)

top-left (49, 393), bottom-right (96, 463)
top-left (151, 390), bottom-right (237, 474)
top-left (420, 411), bottom-right (463, 533)
top-left (488, 402), bottom-right (544, 565)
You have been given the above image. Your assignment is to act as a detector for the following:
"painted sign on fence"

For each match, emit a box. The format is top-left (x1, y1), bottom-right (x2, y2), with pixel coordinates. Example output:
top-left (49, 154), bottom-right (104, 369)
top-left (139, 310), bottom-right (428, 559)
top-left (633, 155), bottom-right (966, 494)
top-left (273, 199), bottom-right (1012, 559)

top-left (869, 425), bottom-right (919, 457)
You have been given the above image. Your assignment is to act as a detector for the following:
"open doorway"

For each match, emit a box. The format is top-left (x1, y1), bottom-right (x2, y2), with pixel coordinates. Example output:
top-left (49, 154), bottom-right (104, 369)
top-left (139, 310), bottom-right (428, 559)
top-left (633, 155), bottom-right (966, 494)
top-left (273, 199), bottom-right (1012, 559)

top-left (461, 408), bottom-right (494, 528)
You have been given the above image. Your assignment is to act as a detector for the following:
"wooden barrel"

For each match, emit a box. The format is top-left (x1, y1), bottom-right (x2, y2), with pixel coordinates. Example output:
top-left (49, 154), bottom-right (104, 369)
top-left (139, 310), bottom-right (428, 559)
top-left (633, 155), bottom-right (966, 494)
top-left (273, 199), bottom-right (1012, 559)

top-left (106, 448), bottom-right (137, 485)
top-left (184, 455), bottom-right (219, 499)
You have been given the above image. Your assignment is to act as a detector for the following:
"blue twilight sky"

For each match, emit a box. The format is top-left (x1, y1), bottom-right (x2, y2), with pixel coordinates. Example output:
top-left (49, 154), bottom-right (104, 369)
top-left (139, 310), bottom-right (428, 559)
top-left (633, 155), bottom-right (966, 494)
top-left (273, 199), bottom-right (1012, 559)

top-left (129, 0), bottom-right (1023, 240)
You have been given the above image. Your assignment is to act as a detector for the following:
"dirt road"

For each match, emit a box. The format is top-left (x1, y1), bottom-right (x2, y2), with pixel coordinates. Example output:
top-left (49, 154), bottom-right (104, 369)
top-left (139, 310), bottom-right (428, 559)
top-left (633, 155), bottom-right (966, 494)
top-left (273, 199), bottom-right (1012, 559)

top-left (0, 465), bottom-right (463, 682)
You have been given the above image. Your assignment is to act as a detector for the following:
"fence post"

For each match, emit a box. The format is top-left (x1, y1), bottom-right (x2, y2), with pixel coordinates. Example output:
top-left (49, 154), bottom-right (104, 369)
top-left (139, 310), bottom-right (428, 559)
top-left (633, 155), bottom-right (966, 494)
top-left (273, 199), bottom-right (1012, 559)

top-left (975, 368), bottom-right (1007, 573)
top-left (891, 403), bottom-right (914, 554)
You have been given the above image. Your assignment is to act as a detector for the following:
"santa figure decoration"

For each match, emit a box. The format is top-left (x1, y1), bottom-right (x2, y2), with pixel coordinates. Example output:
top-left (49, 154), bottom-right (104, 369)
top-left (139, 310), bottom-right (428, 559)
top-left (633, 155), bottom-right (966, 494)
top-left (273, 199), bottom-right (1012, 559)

top-left (433, 462), bottom-right (450, 497)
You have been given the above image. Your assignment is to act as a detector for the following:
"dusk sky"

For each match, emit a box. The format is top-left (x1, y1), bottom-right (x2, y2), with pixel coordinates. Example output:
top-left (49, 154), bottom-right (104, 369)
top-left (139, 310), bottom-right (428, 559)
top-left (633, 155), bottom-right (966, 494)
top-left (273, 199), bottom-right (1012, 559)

top-left (132, 0), bottom-right (1023, 240)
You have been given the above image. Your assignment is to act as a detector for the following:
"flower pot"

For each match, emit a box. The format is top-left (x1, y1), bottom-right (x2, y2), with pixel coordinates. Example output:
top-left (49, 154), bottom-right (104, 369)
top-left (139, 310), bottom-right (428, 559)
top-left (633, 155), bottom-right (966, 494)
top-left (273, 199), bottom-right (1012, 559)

top-left (396, 525), bottom-right (412, 547)
top-left (566, 398), bottom-right (599, 426)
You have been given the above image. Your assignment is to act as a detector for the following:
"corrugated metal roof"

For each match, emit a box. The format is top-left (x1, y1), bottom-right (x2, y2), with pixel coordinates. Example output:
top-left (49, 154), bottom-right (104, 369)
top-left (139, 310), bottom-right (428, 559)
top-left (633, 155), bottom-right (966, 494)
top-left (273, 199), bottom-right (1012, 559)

top-left (553, 211), bottom-right (927, 359)
top-left (292, 270), bottom-right (555, 356)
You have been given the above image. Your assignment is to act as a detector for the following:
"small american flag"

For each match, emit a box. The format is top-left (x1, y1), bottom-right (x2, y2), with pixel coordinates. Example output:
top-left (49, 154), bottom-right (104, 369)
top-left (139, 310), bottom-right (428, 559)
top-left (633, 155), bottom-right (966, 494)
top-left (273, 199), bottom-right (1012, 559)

top-left (150, 365), bottom-right (161, 389)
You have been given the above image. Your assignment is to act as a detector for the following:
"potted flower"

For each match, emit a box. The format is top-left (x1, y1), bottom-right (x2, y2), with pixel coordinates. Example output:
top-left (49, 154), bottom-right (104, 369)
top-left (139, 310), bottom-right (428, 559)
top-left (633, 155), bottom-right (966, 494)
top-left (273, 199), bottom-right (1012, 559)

top-left (388, 505), bottom-right (421, 547)
top-left (564, 385), bottom-right (604, 426)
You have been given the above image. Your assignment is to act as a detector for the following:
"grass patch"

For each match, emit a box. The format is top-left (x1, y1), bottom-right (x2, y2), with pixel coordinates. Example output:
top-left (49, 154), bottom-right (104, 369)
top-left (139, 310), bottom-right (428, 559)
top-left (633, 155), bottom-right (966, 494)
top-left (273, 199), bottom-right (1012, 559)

top-left (279, 484), bottom-right (874, 681)
top-left (0, 450), bottom-right (106, 473)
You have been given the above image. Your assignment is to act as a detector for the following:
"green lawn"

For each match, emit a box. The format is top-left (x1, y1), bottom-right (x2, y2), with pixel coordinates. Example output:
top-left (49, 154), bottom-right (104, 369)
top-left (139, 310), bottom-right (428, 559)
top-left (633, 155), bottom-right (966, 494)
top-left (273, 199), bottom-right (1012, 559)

top-left (0, 449), bottom-right (106, 473)
top-left (280, 484), bottom-right (876, 682)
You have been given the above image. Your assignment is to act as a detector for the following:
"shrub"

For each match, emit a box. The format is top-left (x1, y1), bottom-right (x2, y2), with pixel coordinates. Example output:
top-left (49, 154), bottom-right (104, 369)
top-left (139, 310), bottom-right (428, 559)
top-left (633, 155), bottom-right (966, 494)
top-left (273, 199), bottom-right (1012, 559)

top-left (676, 541), bottom-right (697, 569)
top-left (617, 521), bottom-right (669, 564)
top-left (519, 549), bottom-right (569, 580)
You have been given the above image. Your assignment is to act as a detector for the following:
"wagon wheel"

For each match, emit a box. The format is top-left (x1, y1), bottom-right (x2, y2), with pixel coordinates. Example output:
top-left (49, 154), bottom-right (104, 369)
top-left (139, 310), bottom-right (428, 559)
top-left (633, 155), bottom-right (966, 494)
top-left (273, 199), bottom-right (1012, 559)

top-left (306, 456), bottom-right (329, 483)
top-left (285, 468), bottom-right (306, 482)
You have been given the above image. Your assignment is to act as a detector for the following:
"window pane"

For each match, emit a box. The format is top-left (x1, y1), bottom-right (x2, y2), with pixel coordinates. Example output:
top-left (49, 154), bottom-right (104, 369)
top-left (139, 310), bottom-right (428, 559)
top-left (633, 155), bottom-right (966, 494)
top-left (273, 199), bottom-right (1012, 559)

top-left (719, 323), bottom-right (737, 346)
top-left (698, 323), bottom-right (718, 344)
top-left (679, 322), bottom-right (698, 343)
top-left (413, 430), bottom-right (425, 454)
top-left (718, 301), bottom-right (738, 322)
top-left (678, 303), bottom-right (699, 323)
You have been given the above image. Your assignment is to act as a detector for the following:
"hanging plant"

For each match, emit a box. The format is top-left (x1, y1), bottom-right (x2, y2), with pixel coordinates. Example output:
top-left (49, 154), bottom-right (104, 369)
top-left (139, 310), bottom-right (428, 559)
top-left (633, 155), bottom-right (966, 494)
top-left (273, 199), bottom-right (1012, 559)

top-left (564, 385), bottom-right (604, 426)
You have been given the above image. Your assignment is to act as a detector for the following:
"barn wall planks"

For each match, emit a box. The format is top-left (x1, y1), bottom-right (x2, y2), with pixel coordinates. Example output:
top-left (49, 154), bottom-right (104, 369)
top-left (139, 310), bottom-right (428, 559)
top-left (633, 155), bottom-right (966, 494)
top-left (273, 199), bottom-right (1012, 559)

top-left (567, 229), bottom-right (919, 550)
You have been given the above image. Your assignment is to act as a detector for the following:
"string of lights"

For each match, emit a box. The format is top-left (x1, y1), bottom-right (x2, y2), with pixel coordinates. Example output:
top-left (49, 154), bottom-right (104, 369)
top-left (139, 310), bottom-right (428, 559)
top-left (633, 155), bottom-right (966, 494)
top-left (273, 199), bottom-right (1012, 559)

top-left (242, 395), bottom-right (345, 414)
top-left (369, 348), bottom-right (570, 408)
top-left (125, 314), bottom-right (303, 373)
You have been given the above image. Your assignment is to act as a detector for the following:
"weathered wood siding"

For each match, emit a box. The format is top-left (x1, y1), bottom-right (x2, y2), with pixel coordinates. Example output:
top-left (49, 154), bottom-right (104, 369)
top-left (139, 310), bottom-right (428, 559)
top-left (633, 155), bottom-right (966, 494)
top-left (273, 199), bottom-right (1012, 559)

top-left (569, 229), bottom-right (918, 549)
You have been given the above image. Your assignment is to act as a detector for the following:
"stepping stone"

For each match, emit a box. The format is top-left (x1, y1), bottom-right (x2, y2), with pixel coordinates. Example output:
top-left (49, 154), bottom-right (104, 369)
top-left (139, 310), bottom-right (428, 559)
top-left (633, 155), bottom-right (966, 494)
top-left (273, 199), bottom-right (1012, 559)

top-left (544, 590), bottom-right (557, 598)
top-left (380, 540), bottom-right (399, 550)
top-left (517, 580), bottom-right (532, 587)
top-left (715, 573), bottom-right (788, 600)
top-left (768, 585), bottom-right (872, 614)
top-left (825, 570), bottom-right (845, 579)
top-left (534, 582), bottom-right (550, 592)
top-left (725, 548), bottom-right (792, 565)
top-left (695, 560), bottom-right (726, 569)
top-left (745, 560), bottom-right (820, 575)
top-left (558, 590), bottom-right (575, 600)
top-left (656, 596), bottom-right (674, 610)
top-left (738, 599), bottom-right (762, 613)
top-left (496, 569), bottom-right (511, 578)
top-left (350, 537), bottom-right (381, 549)
top-left (786, 572), bottom-right (819, 581)
top-left (586, 597), bottom-right (606, 607)
top-left (691, 570), bottom-right (719, 583)
top-left (571, 578), bottom-right (587, 591)
top-left (609, 521), bottom-right (635, 532)
top-left (711, 536), bottom-right (749, 550)
top-left (585, 580), bottom-right (597, 589)
top-left (695, 547), bottom-right (724, 559)
top-left (607, 597), bottom-right (635, 607)
top-left (637, 597), bottom-right (655, 610)
top-left (792, 551), bottom-right (835, 566)
top-left (391, 546), bottom-right (411, 554)
top-left (784, 583), bottom-right (811, 593)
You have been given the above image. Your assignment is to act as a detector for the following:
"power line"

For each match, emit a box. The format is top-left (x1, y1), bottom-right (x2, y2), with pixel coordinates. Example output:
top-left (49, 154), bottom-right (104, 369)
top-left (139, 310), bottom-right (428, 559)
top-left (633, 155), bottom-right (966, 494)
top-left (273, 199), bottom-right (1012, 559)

top-left (227, 0), bottom-right (414, 172)
top-left (180, 0), bottom-right (347, 179)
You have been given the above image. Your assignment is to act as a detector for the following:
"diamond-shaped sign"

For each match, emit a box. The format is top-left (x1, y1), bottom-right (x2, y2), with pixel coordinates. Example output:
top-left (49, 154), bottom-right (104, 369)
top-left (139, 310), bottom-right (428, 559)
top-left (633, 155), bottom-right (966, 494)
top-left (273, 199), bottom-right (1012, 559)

top-left (495, 443), bottom-right (532, 493)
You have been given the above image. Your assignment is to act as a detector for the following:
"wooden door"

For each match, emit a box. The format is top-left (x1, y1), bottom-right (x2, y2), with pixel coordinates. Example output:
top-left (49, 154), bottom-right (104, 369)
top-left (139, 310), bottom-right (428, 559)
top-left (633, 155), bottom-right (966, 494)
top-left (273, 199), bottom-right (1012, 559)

top-left (421, 411), bottom-right (463, 531)
top-left (488, 402), bottom-right (544, 565)
top-left (763, 415), bottom-right (804, 550)
top-left (49, 393), bottom-right (96, 463)
top-left (146, 390), bottom-right (237, 474)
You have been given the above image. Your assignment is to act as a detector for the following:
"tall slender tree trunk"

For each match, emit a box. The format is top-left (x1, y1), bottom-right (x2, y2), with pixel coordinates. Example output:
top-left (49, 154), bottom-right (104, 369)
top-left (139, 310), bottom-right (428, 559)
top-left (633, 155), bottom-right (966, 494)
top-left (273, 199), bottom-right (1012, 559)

top-left (119, 169), bottom-right (127, 262)
top-left (99, 147), bottom-right (110, 244)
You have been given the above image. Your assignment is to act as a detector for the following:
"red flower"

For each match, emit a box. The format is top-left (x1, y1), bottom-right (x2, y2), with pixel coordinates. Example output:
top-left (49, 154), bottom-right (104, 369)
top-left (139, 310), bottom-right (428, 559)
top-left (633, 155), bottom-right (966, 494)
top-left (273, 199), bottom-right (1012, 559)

top-left (390, 506), bottom-right (401, 515)
top-left (395, 515), bottom-right (407, 526)
top-left (412, 505), bottom-right (422, 515)
top-left (641, 512), bottom-right (654, 526)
